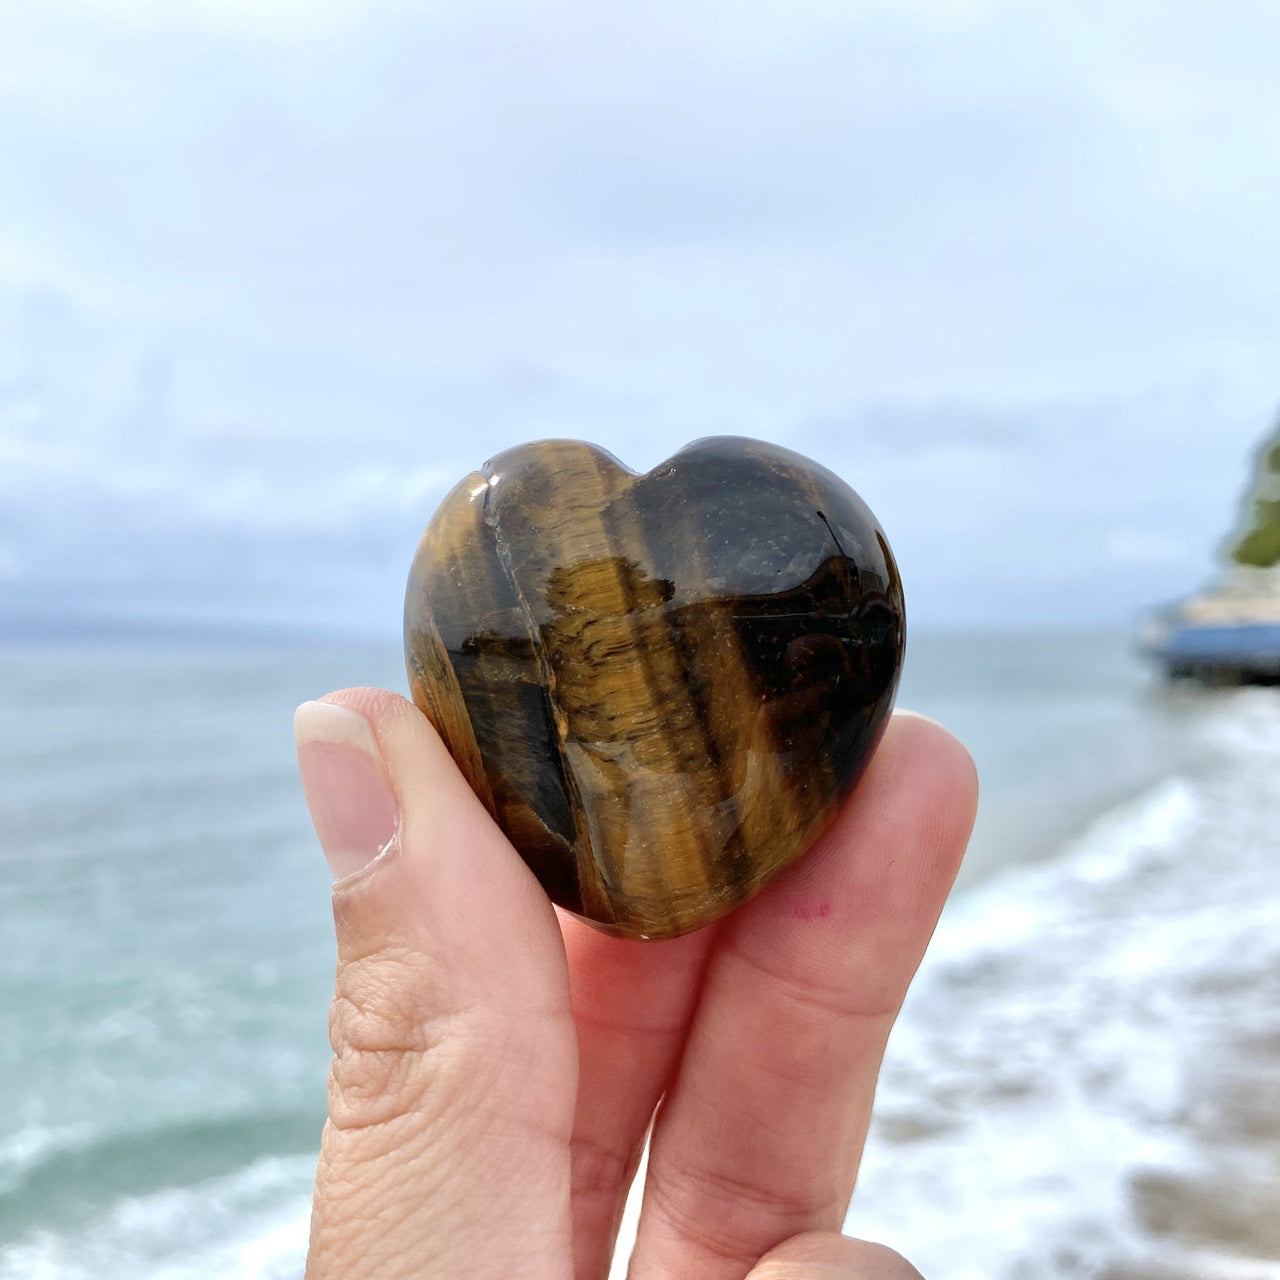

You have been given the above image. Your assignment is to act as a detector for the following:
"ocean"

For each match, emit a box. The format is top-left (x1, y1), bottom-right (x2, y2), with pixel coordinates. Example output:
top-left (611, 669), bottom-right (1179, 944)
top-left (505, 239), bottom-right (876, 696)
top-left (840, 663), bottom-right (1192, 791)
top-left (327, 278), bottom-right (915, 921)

top-left (0, 632), bottom-right (1276, 1278)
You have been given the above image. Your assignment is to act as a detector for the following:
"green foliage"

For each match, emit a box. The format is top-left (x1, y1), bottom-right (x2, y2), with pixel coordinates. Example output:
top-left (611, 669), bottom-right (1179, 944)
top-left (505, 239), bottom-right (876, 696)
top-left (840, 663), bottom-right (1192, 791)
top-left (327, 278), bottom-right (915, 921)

top-left (1230, 422), bottom-right (1280, 568)
top-left (1233, 498), bottom-right (1280, 567)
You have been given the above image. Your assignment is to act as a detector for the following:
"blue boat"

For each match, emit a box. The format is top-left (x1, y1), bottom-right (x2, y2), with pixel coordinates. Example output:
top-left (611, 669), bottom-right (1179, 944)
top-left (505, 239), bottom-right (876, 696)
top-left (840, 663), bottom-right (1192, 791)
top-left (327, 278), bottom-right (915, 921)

top-left (1159, 623), bottom-right (1280, 682)
top-left (1142, 597), bottom-right (1280, 684)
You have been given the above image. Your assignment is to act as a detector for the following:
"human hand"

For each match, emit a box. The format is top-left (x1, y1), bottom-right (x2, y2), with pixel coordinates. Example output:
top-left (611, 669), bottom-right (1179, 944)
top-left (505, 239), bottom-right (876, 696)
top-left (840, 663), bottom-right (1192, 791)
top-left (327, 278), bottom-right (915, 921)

top-left (294, 688), bottom-right (977, 1279)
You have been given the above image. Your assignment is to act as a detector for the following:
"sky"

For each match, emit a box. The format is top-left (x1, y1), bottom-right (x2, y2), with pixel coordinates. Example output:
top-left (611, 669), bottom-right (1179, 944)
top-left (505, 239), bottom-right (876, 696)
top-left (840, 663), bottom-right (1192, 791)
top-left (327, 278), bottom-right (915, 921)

top-left (1, 0), bottom-right (1278, 635)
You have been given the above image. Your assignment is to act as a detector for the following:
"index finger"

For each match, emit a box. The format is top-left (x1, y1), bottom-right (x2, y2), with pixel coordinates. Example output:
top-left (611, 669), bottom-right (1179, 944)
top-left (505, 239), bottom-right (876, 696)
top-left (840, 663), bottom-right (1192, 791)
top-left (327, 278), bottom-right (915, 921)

top-left (626, 712), bottom-right (978, 1280)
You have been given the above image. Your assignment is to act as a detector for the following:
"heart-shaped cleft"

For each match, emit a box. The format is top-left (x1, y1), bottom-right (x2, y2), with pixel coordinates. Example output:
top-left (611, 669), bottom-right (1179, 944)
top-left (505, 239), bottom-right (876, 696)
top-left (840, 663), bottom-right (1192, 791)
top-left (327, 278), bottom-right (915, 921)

top-left (404, 436), bottom-right (905, 939)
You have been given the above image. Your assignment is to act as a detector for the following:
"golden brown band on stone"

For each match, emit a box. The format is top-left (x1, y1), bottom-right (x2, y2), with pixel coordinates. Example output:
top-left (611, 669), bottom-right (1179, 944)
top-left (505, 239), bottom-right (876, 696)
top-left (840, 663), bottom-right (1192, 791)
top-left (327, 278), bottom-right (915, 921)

top-left (404, 436), bottom-right (905, 939)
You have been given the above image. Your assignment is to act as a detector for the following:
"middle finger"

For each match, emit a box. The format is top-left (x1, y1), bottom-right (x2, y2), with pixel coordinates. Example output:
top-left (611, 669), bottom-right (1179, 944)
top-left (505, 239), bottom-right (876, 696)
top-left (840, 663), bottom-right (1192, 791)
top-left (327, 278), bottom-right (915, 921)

top-left (561, 912), bottom-right (718, 1280)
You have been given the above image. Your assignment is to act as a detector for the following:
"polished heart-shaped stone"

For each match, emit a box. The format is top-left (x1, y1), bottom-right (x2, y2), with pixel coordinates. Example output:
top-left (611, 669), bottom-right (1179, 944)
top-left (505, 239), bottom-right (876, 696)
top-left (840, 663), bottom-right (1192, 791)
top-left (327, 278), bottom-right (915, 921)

top-left (404, 436), bottom-right (904, 939)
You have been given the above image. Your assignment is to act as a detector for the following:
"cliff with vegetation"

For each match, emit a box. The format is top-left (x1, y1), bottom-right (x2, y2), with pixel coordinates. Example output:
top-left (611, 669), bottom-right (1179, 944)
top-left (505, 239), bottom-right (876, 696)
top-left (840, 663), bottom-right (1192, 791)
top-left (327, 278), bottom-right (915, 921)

top-left (1230, 419), bottom-right (1280, 568)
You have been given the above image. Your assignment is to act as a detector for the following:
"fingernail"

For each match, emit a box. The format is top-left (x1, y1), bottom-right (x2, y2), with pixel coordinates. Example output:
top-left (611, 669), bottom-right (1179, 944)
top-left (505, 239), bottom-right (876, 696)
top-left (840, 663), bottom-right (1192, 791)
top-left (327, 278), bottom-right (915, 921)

top-left (295, 700), bottom-right (399, 880)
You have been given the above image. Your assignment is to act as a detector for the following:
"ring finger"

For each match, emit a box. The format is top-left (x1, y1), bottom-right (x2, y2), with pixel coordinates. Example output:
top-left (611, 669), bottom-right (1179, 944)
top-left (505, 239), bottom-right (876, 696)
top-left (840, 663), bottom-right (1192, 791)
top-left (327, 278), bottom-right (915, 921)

top-left (627, 713), bottom-right (978, 1280)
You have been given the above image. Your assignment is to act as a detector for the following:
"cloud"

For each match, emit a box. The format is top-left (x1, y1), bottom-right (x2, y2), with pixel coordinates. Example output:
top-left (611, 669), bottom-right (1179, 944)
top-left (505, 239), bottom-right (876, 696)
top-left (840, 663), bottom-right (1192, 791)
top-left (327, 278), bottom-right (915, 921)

top-left (0, 0), bottom-right (1277, 632)
top-left (1103, 529), bottom-right (1191, 568)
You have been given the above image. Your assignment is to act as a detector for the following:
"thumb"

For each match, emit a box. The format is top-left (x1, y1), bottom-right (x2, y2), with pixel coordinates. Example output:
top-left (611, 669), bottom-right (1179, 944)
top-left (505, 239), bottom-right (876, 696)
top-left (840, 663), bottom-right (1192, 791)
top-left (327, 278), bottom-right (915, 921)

top-left (294, 688), bottom-right (576, 1280)
top-left (748, 1233), bottom-right (924, 1279)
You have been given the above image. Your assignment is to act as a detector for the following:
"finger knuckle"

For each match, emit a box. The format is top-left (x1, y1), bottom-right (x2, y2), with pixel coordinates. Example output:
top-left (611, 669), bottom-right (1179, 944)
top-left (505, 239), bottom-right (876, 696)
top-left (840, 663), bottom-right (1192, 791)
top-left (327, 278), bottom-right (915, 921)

top-left (330, 944), bottom-right (455, 1054)
top-left (570, 1129), bottom-right (639, 1201)
top-left (326, 944), bottom-right (476, 1135)
top-left (647, 1154), bottom-right (838, 1267)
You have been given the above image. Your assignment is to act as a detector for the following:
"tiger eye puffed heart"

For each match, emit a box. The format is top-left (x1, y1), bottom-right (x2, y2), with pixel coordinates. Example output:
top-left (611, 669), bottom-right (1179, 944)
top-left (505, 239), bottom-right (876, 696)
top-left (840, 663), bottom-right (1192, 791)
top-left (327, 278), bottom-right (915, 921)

top-left (403, 436), bottom-right (905, 940)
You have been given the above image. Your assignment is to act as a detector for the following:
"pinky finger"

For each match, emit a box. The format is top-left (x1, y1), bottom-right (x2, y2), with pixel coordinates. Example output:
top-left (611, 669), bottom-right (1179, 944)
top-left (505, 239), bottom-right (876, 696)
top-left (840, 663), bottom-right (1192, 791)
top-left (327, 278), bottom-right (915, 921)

top-left (748, 1233), bottom-right (923, 1280)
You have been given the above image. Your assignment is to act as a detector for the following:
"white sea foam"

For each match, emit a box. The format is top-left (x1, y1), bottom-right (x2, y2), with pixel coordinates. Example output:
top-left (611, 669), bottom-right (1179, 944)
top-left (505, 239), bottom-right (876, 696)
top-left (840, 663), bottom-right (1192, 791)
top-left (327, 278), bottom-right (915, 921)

top-left (0, 1156), bottom-right (313, 1280)
top-left (848, 690), bottom-right (1280, 1278)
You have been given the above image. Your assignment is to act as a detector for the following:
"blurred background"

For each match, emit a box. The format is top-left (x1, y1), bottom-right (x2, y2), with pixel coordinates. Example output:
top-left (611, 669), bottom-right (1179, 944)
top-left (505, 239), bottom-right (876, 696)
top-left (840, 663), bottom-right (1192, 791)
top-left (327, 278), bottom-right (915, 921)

top-left (2, 2), bottom-right (1278, 1277)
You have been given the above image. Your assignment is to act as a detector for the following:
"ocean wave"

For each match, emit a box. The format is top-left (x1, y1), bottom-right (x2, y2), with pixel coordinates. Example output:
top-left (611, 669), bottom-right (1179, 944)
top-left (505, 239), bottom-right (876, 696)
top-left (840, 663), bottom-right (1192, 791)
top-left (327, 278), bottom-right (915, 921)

top-left (0, 1124), bottom-right (94, 1194)
top-left (0, 1108), bottom-right (321, 1243)
top-left (0, 1155), bottom-right (312, 1280)
top-left (848, 690), bottom-right (1280, 1278)
top-left (9, 691), bottom-right (1280, 1279)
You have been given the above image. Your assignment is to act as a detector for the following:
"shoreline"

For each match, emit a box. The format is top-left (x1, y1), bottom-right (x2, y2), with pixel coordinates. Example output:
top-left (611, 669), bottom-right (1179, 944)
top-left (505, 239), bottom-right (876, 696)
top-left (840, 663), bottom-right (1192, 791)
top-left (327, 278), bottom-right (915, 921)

top-left (3, 643), bottom-right (1275, 1279)
top-left (851, 689), bottom-right (1280, 1278)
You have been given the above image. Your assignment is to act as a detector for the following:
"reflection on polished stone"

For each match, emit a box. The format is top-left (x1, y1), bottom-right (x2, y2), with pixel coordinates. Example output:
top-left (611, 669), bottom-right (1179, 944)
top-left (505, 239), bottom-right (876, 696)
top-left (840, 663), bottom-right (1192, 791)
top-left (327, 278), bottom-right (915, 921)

top-left (404, 436), bottom-right (905, 939)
